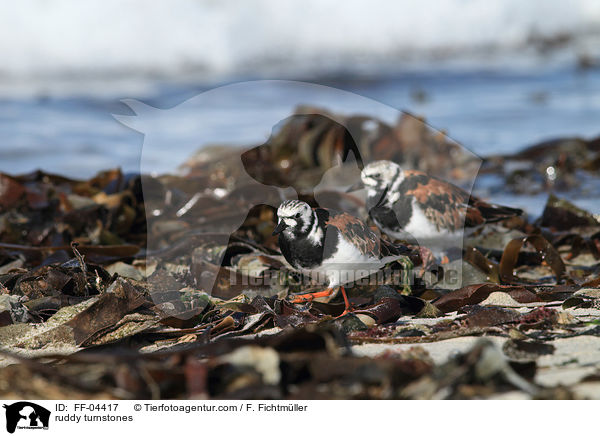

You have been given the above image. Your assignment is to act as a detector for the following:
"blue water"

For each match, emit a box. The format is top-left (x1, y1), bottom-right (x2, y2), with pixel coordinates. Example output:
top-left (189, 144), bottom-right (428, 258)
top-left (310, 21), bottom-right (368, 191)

top-left (0, 66), bottom-right (599, 215)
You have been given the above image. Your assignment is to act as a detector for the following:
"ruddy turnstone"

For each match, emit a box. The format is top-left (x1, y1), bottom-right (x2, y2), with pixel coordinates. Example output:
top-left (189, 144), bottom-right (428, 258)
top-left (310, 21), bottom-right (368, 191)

top-left (272, 199), bottom-right (412, 314)
top-left (356, 160), bottom-right (522, 257)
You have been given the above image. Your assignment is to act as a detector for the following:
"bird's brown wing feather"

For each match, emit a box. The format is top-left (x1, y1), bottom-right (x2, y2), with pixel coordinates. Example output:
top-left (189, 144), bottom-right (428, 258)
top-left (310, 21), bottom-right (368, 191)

top-left (404, 171), bottom-right (473, 230)
top-left (324, 209), bottom-right (411, 258)
top-left (325, 210), bottom-right (380, 256)
top-left (403, 171), bottom-right (521, 230)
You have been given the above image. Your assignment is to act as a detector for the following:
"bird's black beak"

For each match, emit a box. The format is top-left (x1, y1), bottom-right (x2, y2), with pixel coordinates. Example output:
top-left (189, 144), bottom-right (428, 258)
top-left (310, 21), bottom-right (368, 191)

top-left (346, 179), bottom-right (364, 193)
top-left (272, 221), bottom-right (285, 236)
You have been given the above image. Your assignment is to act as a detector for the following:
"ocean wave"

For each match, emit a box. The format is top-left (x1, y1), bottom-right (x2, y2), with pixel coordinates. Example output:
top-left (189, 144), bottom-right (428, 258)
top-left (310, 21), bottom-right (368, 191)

top-left (1, 0), bottom-right (599, 82)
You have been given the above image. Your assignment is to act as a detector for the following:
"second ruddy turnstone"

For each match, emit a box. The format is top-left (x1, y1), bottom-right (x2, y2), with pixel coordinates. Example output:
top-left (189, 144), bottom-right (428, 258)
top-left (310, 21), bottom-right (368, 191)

top-left (272, 200), bottom-right (412, 314)
top-left (356, 160), bottom-right (523, 257)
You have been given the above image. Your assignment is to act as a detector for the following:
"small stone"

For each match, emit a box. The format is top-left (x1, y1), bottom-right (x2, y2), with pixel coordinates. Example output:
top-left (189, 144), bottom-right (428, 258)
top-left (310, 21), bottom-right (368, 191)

top-left (106, 262), bottom-right (144, 281)
top-left (355, 313), bottom-right (377, 327)
top-left (556, 311), bottom-right (575, 325)
top-left (66, 194), bottom-right (96, 210)
top-left (0, 295), bottom-right (29, 325)
top-left (0, 258), bottom-right (24, 274)
top-left (221, 345), bottom-right (280, 385)
top-left (480, 291), bottom-right (522, 307)
top-left (574, 288), bottom-right (600, 298)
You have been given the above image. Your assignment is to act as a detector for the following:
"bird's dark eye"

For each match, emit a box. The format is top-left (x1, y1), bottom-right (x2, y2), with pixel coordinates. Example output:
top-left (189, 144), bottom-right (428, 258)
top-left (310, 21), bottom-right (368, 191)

top-left (294, 213), bottom-right (301, 218)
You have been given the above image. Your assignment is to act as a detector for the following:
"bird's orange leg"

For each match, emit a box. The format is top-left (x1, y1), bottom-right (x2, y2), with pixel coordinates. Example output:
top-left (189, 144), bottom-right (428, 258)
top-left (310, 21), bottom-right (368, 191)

top-left (291, 286), bottom-right (353, 316)
top-left (338, 286), bottom-right (353, 316)
top-left (291, 288), bottom-right (335, 303)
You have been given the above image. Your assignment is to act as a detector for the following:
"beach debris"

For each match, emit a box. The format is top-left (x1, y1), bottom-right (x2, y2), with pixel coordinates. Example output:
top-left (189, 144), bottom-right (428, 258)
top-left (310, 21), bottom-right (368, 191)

top-left (0, 107), bottom-right (599, 399)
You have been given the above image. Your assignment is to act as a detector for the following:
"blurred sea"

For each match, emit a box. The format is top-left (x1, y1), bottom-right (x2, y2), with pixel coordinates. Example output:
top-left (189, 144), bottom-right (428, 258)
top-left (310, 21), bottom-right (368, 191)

top-left (0, 0), bottom-right (599, 215)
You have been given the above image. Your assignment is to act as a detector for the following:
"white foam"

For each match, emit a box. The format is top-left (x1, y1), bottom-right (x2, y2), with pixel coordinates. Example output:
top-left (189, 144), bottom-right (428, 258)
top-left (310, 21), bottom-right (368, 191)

top-left (1, 0), bottom-right (599, 95)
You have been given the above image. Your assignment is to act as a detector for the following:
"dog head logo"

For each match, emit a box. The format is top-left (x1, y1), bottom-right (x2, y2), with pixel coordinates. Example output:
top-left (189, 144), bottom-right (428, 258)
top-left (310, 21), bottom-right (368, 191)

top-left (3, 402), bottom-right (50, 433)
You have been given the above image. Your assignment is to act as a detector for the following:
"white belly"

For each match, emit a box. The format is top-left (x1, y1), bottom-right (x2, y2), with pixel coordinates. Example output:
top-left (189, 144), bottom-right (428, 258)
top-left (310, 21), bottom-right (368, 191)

top-left (383, 199), bottom-right (465, 256)
top-left (302, 237), bottom-right (386, 287)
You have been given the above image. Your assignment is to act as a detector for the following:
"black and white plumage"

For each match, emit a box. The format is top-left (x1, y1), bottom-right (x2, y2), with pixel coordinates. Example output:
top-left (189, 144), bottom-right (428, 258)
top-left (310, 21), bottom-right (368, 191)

top-left (359, 160), bottom-right (522, 254)
top-left (272, 199), bottom-right (411, 311)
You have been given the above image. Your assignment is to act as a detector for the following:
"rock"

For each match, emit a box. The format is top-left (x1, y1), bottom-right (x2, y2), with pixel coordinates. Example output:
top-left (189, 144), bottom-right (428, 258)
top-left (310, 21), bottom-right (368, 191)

top-left (436, 260), bottom-right (489, 290)
top-left (468, 228), bottom-right (527, 252)
top-left (66, 194), bottom-right (96, 210)
top-left (106, 261), bottom-right (145, 281)
top-left (480, 291), bottom-right (523, 307)
top-left (574, 288), bottom-right (600, 298)
top-left (0, 295), bottom-right (30, 326)
top-left (337, 314), bottom-right (369, 333)
top-left (460, 260), bottom-right (491, 286)
top-left (0, 258), bottom-right (24, 274)
top-left (538, 194), bottom-right (600, 230)
top-left (355, 313), bottom-right (377, 327)
top-left (220, 345), bottom-right (280, 385)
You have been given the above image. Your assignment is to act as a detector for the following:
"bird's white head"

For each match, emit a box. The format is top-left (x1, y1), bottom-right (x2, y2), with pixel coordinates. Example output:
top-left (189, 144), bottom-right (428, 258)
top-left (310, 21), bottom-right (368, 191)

top-left (273, 200), bottom-right (314, 236)
top-left (361, 160), bottom-right (403, 191)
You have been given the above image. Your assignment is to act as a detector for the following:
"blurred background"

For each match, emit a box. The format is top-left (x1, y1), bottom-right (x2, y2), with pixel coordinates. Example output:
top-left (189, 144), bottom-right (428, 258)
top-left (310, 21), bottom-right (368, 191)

top-left (0, 0), bottom-right (599, 214)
